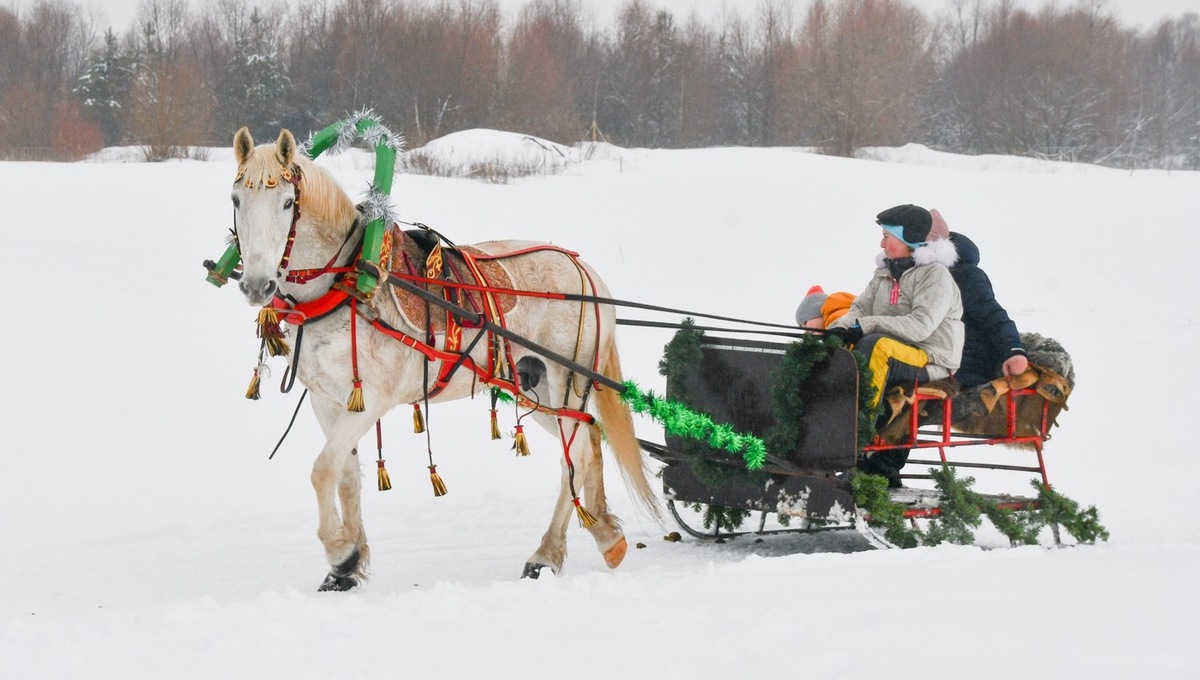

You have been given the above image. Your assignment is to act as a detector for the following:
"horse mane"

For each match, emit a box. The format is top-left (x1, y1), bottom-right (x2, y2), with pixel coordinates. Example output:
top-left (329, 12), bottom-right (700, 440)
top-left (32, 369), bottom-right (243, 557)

top-left (239, 145), bottom-right (359, 248)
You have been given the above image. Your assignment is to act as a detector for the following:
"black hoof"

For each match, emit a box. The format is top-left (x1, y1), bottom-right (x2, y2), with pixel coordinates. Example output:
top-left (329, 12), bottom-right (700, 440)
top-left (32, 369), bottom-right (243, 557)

top-left (319, 573), bottom-right (358, 592)
top-left (318, 548), bottom-right (361, 592)
top-left (521, 562), bottom-right (549, 579)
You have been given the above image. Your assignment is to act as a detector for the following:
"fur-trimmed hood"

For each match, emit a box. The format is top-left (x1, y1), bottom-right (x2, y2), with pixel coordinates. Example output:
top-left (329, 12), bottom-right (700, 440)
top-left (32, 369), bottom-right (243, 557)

top-left (873, 236), bottom-right (959, 271)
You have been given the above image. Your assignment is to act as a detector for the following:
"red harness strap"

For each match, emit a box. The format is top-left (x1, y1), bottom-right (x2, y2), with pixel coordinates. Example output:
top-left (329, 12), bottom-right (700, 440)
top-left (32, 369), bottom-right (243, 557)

top-left (270, 288), bottom-right (352, 325)
top-left (269, 237), bottom-right (598, 426)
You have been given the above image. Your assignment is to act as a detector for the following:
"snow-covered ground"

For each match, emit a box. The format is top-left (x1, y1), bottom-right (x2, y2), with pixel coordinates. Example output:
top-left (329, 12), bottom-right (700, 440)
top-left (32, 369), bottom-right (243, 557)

top-left (1, 131), bottom-right (1197, 678)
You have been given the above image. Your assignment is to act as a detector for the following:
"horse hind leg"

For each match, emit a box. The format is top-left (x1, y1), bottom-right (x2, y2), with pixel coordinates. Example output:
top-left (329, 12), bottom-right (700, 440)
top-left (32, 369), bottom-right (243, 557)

top-left (582, 424), bottom-right (627, 568)
top-left (521, 415), bottom-right (625, 578)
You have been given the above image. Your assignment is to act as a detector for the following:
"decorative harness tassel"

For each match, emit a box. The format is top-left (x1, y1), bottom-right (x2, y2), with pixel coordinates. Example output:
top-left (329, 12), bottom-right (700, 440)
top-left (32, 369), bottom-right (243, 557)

top-left (245, 364), bottom-right (263, 400)
top-left (573, 498), bottom-right (597, 529)
top-left (412, 403), bottom-right (425, 433)
top-left (513, 424), bottom-right (531, 456)
top-left (428, 465), bottom-right (448, 497)
top-left (346, 299), bottom-right (365, 412)
top-left (489, 387), bottom-right (502, 440)
top-left (374, 421), bottom-right (391, 492)
top-left (257, 307), bottom-right (290, 356)
top-left (377, 459), bottom-right (392, 491)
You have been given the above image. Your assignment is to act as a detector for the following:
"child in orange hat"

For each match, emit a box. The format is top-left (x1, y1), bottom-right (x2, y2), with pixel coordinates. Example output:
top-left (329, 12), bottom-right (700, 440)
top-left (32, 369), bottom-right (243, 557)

top-left (795, 285), bottom-right (855, 329)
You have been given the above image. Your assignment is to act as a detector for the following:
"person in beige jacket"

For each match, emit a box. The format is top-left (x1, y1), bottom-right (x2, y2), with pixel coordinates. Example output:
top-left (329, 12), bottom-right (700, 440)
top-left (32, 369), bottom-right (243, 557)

top-left (827, 204), bottom-right (964, 486)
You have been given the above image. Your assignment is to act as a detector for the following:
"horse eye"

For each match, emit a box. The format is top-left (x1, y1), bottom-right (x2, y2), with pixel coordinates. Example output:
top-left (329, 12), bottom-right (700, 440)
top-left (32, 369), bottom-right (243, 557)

top-left (232, 196), bottom-right (240, 209)
top-left (283, 199), bottom-right (294, 210)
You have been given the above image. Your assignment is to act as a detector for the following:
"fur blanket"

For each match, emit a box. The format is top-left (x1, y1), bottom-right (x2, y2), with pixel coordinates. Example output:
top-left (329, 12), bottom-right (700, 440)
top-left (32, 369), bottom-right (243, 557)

top-left (877, 332), bottom-right (1074, 444)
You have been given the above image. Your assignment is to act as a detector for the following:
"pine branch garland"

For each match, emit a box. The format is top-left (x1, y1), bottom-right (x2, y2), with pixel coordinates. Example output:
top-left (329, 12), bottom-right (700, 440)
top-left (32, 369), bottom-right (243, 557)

top-left (1034, 480), bottom-right (1111, 544)
top-left (851, 471), bottom-right (920, 548)
top-left (853, 466), bottom-right (1109, 549)
top-left (923, 466), bottom-right (985, 546)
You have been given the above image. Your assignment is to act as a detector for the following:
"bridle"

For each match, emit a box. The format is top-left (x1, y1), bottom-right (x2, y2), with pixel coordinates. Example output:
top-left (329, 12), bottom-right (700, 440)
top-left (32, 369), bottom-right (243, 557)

top-left (233, 164), bottom-right (361, 289)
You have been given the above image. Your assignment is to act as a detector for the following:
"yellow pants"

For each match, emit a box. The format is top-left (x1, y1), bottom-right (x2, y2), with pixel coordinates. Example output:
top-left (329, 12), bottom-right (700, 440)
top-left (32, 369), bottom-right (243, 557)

top-left (860, 336), bottom-right (929, 408)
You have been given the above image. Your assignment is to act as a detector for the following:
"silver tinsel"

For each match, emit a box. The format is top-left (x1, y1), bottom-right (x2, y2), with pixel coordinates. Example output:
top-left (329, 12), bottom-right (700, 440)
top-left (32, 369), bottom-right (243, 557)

top-left (297, 109), bottom-right (406, 220)
top-left (298, 108), bottom-right (405, 159)
top-left (357, 186), bottom-right (398, 228)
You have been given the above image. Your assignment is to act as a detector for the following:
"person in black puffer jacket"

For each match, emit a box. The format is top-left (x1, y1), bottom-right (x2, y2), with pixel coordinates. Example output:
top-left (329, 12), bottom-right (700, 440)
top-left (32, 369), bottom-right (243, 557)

top-left (929, 210), bottom-right (1028, 388)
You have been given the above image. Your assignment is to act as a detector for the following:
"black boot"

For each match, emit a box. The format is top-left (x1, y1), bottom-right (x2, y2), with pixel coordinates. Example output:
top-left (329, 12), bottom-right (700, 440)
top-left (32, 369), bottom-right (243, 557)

top-left (858, 448), bottom-right (909, 488)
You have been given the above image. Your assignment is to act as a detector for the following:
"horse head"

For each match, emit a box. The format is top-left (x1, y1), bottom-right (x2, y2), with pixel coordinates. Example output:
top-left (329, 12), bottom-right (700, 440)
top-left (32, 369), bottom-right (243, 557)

top-left (231, 127), bottom-right (301, 306)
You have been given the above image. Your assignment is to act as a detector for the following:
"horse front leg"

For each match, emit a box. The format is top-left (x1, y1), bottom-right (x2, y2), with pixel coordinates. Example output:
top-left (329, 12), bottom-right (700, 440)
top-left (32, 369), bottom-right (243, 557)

top-left (309, 396), bottom-right (380, 591)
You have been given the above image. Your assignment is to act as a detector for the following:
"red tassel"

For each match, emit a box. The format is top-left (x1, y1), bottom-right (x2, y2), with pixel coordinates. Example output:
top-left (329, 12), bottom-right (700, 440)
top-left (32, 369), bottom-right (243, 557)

top-left (256, 307), bottom-right (290, 356)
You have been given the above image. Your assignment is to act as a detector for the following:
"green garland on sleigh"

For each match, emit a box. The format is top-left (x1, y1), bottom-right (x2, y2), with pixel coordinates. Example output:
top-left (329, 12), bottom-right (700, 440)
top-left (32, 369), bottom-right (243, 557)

top-left (762, 333), bottom-right (879, 456)
top-left (646, 321), bottom-right (877, 488)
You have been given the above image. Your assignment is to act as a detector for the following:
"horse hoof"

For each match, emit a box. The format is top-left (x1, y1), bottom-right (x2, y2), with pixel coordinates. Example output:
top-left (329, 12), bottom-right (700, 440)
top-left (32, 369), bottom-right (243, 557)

top-left (318, 573), bottom-right (358, 592)
top-left (603, 537), bottom-right (628, 569)
top-left (522, 562), bottom-right (550, 579)
top-left (330, 547), bottom-right (360, 577)
top-left (318, 548), bottom-right (361, 591)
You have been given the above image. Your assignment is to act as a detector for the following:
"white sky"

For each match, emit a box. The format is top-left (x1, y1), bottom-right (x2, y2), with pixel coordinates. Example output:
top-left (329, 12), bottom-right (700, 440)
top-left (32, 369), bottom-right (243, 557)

top-left (74, 0), bottom-right (1200, 34)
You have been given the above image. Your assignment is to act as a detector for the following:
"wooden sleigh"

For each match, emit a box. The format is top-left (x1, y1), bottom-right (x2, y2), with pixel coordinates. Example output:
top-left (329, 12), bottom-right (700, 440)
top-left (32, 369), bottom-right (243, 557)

top-left (638, 334), bottom-right (1073, 544)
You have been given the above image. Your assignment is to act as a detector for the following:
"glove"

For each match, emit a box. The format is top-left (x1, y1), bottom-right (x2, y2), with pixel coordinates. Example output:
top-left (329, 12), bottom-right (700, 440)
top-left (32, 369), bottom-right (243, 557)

top-left (827, 324), bottom-right (863, 345)
top-left (1002, 352), bottom-right (1029, 377)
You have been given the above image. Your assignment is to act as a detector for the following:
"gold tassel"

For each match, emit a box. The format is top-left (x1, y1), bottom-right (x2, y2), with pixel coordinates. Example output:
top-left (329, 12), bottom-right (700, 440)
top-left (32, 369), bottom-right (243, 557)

top-left (573, 498), bottom-right (597, 528)
top-left (489, 409), bottom-right (501, 440)
top-left (513, 424), bottom-right (530, 456)
top-left (245, 368), bottom-right (262, 400)
top-left (256, 307), bottom-right (290, 357)
top-left (428, 465), bottom-right (448, 497)
top-left (376, 459), bottom-right (392, 491)
top-left (412, 404), bottom-right (425, 433)
top-left (347, 380), bottom-right (365, 412)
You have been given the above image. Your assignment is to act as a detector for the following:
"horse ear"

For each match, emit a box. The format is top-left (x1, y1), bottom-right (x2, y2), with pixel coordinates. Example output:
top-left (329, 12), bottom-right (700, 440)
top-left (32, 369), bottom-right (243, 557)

top-left (276, 129), bottom-right (297, 167)
top-left (234, 127), bottom-right (254, 166)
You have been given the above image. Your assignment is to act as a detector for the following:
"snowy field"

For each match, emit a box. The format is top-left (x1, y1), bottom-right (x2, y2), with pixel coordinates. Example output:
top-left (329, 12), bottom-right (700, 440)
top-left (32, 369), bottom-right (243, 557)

top-left (1, 130), bottom-right (1198, 678)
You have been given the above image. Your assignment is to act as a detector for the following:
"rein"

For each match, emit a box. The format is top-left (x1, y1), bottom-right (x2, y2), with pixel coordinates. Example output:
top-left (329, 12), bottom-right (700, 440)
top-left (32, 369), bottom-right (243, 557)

top-left (380, 268), bottom-right (802, 332)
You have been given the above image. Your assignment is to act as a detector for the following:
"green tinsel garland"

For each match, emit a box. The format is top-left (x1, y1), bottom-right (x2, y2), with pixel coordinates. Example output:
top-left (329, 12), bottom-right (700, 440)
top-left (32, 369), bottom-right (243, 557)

top-left (620, 379), bottom-right (767, 470)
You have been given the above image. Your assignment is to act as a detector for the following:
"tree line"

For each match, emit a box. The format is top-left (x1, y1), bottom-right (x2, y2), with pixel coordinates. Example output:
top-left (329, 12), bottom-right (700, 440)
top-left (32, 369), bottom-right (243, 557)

top-left (2, 0), bottom-right (1198, 168)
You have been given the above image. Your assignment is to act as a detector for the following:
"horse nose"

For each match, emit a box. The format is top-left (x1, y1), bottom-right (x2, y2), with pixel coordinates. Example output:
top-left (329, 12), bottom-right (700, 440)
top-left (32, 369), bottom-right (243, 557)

top-left (239, 277), bottom-right (278, 304)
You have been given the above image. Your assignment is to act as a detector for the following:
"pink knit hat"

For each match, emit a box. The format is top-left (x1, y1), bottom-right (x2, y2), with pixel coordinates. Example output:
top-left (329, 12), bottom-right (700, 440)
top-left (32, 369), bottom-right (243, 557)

top-left (929, 209), bottom-right (950, 241)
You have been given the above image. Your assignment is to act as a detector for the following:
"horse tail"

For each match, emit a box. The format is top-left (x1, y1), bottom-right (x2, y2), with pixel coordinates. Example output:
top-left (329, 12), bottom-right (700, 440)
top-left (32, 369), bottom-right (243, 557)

top-left (595, 341), bottom-right (662, 522)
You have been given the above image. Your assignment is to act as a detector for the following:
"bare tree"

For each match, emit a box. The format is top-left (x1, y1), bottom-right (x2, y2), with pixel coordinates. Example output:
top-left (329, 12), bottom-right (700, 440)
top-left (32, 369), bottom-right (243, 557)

top-left (796, 0), bottom-right (935, 156)
top-left (502, 0), bottom-right (585, 142)
top-left (0, 0), bottom-right (100, 159)
top-left (1127, 15), bottom-right (1200, 167)
top-left (128, 0), bottom-right (213, 158)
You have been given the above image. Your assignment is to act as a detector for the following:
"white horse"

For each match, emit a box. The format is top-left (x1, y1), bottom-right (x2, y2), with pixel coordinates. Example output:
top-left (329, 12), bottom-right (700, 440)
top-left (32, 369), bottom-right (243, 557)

top-left (228, 127), bottom-right (659, 590)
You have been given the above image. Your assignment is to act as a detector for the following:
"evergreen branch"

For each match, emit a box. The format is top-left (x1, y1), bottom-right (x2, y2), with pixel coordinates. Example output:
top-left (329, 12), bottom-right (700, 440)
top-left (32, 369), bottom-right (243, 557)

top-left (1033, 481), bottom-right (1111, 544)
